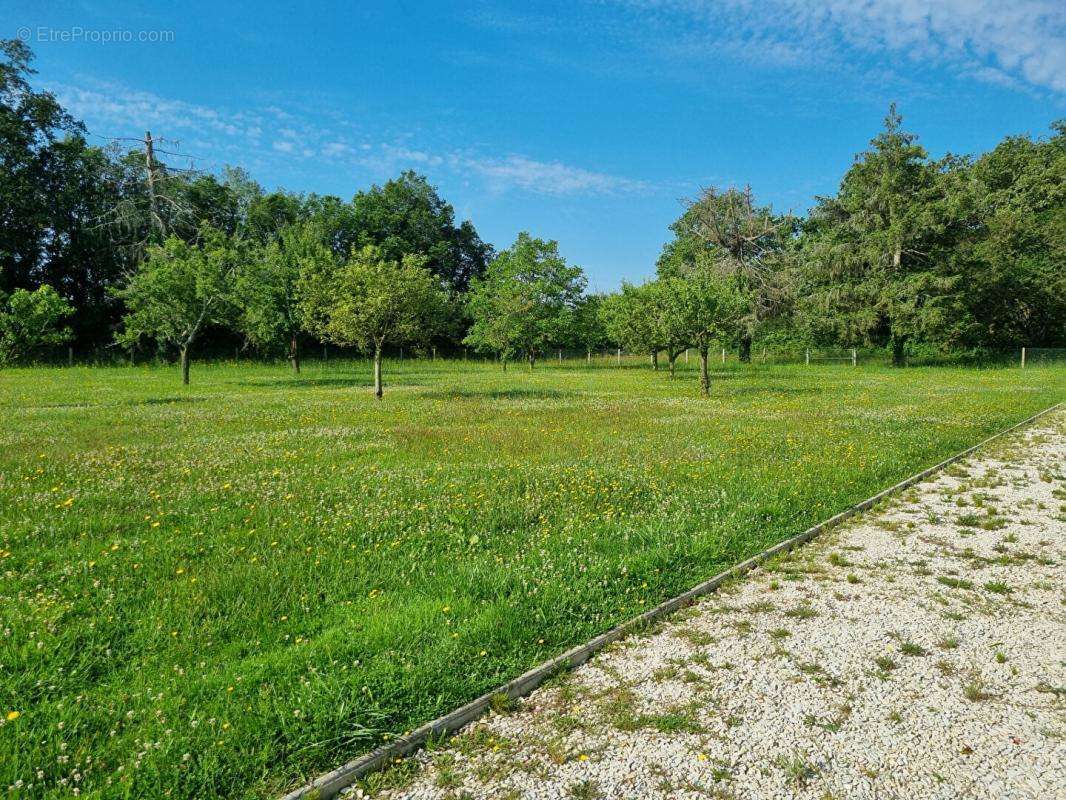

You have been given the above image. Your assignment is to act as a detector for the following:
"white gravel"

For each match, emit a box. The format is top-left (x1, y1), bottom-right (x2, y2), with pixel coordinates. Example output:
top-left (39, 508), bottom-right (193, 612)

top-left (361, 413), bottom-right (1066, 800)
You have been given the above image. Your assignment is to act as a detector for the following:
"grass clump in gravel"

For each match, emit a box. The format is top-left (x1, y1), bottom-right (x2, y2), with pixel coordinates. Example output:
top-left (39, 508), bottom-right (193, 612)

top-left (937, 575), bottom-right (974, 590)
top-left (900, 641), bottom-right (928, 656)
top-left (568, 779), bottom-right (602, 799)
top-left (785, 604), bottom-right (820, 620)
top-left (962, 674), bottom-right (995, 701)
top-left (776, 753), bottom-right (819, 788)
top-left (983, 580), bottom-right (1013, 595)
top-left (874, 656), bottom-right (898, 674)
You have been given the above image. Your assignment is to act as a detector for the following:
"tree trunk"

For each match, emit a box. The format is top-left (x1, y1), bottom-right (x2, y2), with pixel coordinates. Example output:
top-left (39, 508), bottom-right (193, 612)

top-left (180, 345), bottom-right (190, 385)
top-left (668, 352), bottom-right (676, 378)
top-left (528, 352), bottom-right (535, 371)
top-left (587, 349), bottom-right (592, 365)
top-left (891, 335), bottom-right (906, 367)
top-left (289, 335), bottom-right (300, 373)
top-left (698, 347), bottom-right (710, 396)
top-left (502, 356), bottom-right (508, 372)
top-left (651, 351), bottom-right (659, 371)
top-left (373, 346), bottom-right (383, 398)
top-left (739, 334), bottom-right (752, 363)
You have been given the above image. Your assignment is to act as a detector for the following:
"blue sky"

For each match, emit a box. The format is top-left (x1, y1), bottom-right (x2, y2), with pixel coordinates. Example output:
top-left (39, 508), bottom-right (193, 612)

top-left (10, 1), bottom-right (1065, 290)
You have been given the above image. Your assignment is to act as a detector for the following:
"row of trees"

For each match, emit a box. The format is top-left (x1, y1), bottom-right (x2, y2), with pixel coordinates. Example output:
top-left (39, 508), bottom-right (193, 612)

top-left (2, 39), bottom-right (1064, 386)
top-left (112, 223), bottom-right (595, 395)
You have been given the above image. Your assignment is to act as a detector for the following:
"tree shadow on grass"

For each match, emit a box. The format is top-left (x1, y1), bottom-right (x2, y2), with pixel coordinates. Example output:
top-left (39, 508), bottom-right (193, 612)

top-left (236, 376), bottom-right (437, 392)
top-left (418, 387), bottom-right (580, 401)
top-left (724, 384), bottom-right (824, 396)
top-left (28, 396), bottom-right (207, 410)
top-left (236, 377), bottom-right (372, 389)
top-left (134, 396), bottom-right (208, 406)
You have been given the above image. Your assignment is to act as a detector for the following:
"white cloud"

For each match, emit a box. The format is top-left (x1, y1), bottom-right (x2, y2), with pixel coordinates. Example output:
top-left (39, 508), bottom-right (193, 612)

top-left (618, 0), bottom-right (1066, 94)
top-left (454, 154), bottom-right (649, 195)
top-left (48, 80), bottom-right (652, 196)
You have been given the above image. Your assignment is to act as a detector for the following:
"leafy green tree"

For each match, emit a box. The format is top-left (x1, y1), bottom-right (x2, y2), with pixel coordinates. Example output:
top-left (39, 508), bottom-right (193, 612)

top-left (350, 171), bottom-right (492, 293)
top-left (940, 122), bottom-right (1066, 348)
top-left (235, 225), bottom-right (330, 372)
top-left (601, 282), bottom-right (668, 369)
top-left (799, 106), bottom-right (958, 365)
top-left (0, 39), bottom-right (81, 295)
top-left (570, 293), bottom-right (609, 362)
top-left (114, 226), bottom-right (240, 384)
top-left (669, 186), bottom-right (793, 361)
top-left (464, 233), bottom-right (585, 370)
top-left (0, 284), bottom-right (73, 364)
top-left (660, 267), bottom-right (745, 395)
top-left (299, 244), bottom-right (446, 398)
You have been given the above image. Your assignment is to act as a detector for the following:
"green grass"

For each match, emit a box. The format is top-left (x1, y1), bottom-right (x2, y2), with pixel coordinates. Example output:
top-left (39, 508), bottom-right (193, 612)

top-left (0, 358), bottom-right (1061, 799)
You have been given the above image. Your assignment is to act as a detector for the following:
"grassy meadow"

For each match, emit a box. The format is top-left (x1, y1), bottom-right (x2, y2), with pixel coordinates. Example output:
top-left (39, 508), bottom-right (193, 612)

top-left (1, 357), bottom-right (1062, 798)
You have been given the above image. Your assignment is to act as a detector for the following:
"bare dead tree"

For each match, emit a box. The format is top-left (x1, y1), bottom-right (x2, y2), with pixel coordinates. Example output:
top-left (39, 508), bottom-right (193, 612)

top-left (681, 185), bottom-right (795, 361)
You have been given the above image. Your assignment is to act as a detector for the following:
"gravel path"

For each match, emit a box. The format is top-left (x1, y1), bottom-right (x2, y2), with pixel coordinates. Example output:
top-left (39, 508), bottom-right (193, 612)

top-left (361, 413), bottom-right (1066, 800)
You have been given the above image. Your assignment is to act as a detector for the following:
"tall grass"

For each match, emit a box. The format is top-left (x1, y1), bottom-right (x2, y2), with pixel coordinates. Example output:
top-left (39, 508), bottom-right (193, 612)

top-left (0, 359), bottom-right (1061, 798)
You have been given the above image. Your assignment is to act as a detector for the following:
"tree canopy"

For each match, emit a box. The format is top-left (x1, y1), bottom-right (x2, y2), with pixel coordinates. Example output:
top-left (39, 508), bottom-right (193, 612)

top-left (465, 232), bottom-right (586, 369)
top-left (299, 244), bottom-right (447, 397)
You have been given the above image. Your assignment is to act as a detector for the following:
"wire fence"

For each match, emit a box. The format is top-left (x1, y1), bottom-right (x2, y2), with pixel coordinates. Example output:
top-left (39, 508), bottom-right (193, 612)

top-left (13, 343), bottom-right (1066, 370)
top-left (1021, 347), bottom-right (1066, 367)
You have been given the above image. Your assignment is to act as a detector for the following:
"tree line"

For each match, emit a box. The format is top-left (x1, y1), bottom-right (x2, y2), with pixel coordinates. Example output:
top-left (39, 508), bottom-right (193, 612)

top-left (2, 39), bottom-right (1063, 392)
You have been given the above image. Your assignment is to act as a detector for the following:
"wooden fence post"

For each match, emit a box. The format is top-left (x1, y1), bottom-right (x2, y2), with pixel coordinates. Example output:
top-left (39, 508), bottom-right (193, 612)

top-left (616, 348), bottom-right (621, 366)
top-left (851, 348), bottom-right (857, 367)
top-left (1021, 347), bottom-right (1026, 369)
top-left (805, 348), bottom-right (810, 365)
top-left (721, 347), bottom-right (726, 364)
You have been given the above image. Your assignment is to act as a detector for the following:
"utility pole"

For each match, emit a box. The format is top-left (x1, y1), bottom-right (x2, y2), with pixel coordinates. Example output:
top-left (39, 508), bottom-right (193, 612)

top-left (144, 131), bottom-right (164, 238)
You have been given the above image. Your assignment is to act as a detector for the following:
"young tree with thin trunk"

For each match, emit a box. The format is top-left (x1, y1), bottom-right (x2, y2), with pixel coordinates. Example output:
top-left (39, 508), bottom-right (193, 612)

top-left (662, 266), bottom-right (745, 396)
top-left (571, 293), bottom-right (608, 365)
top-left (113, 225), bottom-right (238, 384)
top-left (464, 232), bottom-right (585, 370)
top-left (600, 282), bottom-right (668, 368)
top-left (235, 224), bottom-right (328, 373)
top-left (670, 186), bottom-right (792, 362)
top-left (299, 244), bottom-right (445, 398)
top-left (0, 284), bottom-right (74, 365)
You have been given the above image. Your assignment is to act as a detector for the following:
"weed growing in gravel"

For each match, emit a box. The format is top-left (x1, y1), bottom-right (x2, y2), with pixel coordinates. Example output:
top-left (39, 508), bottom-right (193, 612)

top-left (827, 552), bottom-right (851, 567)
top-left (900, 642), bottom-right (928, 656)
top-left (804, 714), bottom-right (843, 733)
top-left (937, 636), bottom-right (960, 650)
top-left (777, 753), bottom-right (818, 788)
top-left (568, 779), bottom-right (602, 799)
top-left (963, 677), bottom-right (994, 701)
top-left (937, 575), bottom-right (974, 590)
top-left (785, 604), bottom-right (820, 620)
top-left (983, 580), bottom-right (1012, 595)
top-left (874, 656), bottom-right (898, 674)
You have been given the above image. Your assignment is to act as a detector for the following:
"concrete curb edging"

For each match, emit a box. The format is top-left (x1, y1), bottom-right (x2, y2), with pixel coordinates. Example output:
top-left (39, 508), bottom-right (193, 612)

top-left (281, 402), bottom-right (1062, 800)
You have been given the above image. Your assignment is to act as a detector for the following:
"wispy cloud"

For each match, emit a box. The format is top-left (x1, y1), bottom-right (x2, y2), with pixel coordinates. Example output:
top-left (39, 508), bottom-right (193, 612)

top-left (616, 0), bottom-right (1066, 94)
top-left (50, 79), bottom-right (652, 198)
top-left (454, 154), bottom-right (649, 195)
